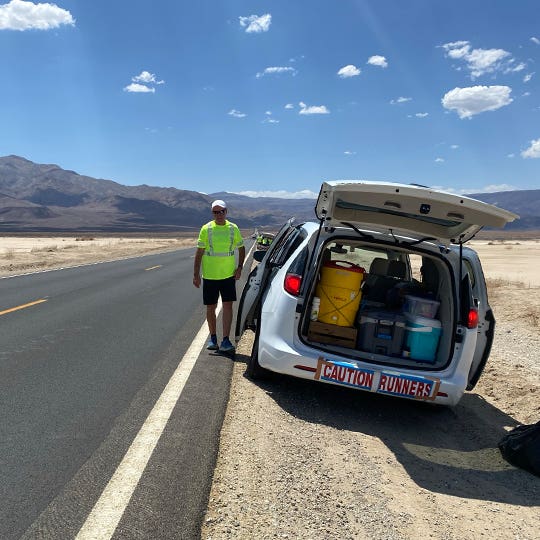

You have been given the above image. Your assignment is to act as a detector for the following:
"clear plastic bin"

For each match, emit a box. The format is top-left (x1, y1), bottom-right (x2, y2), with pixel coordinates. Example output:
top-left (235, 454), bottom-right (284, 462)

top-left (403, 295), bottom-right (440, 319)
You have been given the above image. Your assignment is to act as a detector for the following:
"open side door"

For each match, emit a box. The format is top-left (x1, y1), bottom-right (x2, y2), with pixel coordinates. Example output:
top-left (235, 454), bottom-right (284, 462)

top-left (235, 219), bottom-right (296, 341)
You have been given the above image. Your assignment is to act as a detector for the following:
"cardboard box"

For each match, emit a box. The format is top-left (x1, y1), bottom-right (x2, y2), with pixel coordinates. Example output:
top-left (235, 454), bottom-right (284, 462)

top-left (308, 320), bottom-right (357, 348)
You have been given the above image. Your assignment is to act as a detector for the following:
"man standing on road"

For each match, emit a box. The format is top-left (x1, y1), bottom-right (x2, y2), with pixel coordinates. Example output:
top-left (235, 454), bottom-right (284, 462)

top-left (193, 199), bottom-right (245, 352)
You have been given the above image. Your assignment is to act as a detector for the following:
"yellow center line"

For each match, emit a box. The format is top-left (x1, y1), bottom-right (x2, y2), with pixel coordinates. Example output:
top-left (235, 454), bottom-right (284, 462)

top-left (144, 265), bottom-right (163, 271)
top-left (0, 298), bottom-right (48, 316)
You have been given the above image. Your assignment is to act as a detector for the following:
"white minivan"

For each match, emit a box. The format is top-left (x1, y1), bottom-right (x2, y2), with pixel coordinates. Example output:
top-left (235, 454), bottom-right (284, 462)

top-left (236, 181), bottom-right (518, 405)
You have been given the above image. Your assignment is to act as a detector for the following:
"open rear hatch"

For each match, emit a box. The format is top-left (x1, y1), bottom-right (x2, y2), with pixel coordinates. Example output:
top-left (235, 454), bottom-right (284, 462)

top-left (305, 181), bottom-right (519, 373)
top-left (316, 181), bottom-right (518, 244)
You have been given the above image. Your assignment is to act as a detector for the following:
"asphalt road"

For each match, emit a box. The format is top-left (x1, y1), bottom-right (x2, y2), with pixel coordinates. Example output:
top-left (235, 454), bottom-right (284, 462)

top-left (0, 248), bottom-right (249, 540)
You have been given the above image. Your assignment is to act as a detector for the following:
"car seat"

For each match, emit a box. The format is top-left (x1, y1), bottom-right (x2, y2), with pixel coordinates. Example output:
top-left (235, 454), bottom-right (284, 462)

top-left (362, 258), bottom-right (394, 304)
top-left (420, 258), bottom-right (439, 296)
top-left (368, 257), bottom-right (389, 277)
top-left (387, 260), bottom-right (406, 280)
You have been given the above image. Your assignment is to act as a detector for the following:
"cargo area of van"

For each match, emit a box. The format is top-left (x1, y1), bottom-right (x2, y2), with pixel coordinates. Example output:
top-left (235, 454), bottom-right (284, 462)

top-left (302, 239), bottom-right (455, 371)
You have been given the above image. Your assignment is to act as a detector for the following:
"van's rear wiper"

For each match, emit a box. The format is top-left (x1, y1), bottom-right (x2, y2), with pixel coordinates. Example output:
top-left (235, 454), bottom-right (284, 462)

top-left (401, 236), bottom-right (437, 247)
top-left (340, 222), bottom-right (374, 240)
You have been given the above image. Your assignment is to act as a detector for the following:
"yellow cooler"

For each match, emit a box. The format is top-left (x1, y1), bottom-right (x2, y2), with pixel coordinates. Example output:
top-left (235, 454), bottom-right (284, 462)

top-left (315, 261), bottom-right (364, 327)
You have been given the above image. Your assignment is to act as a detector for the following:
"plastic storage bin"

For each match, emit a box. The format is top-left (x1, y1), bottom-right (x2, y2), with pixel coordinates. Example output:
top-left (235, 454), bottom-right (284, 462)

top-left (315, 261), bottom-right (364, 327)
top-left (404, 314), bottom-right (442, 362)
top-left (403, 294), bottom-right (440, 319)
top-left (357, 310), bottom-right (406, 356)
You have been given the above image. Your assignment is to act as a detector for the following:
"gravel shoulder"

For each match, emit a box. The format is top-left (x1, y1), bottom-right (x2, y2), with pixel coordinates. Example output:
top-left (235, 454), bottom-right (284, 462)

top-left (202, 243), bottom-right (540, 540)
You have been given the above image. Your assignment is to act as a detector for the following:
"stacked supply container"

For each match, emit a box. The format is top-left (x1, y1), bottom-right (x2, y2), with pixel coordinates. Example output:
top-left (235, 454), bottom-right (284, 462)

top-left (403, 295), bottom-right (440, 319)
top-left (403, 295), bottom-right (441, 362)
top-left (357, 310), bottom-right (406, 356)
top-left (403, 314), bottom-right (442, 362)
top-left (315, 261), bottom-right (364, 327)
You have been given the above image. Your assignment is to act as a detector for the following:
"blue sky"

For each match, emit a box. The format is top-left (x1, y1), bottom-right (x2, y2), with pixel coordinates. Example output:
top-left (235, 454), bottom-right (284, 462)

top-left (1, 0), bottom-right (539, 198)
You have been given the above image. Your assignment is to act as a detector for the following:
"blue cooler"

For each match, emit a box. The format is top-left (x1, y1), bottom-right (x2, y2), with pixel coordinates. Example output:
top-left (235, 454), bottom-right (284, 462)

top-left (404, 314), bottom-right (441, 362)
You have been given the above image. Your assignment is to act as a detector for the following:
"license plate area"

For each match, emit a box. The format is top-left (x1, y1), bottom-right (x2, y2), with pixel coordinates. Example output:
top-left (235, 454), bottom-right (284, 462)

top-left (314, 357), bottom-right (440, 400)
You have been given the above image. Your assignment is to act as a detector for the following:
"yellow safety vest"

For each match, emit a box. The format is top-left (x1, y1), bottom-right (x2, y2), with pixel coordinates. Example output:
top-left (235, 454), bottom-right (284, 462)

top-left (197, 220), bottom-right (243, 279)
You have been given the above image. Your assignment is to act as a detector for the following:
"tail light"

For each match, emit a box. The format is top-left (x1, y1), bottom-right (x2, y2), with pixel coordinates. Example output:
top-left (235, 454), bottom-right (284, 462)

top-left (284, 273), bottom-right (302, 296)
top-left (467, 308), bottom-right (479, 329)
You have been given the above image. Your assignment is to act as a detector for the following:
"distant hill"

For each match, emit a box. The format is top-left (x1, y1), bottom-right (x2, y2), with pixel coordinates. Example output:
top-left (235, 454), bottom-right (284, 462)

top-left (0, 155), bottom-right (314, 231)
top-left (0, 155), bottom-right (537, 232)
top-left (466, 190), bottom-right (540, 230)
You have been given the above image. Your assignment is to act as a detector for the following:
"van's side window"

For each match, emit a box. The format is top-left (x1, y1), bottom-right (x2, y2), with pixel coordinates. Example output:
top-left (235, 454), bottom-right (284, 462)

top-left (270, 227), bottom-right (307, 267)
top-left (463, 259), bottom-right (476, 287)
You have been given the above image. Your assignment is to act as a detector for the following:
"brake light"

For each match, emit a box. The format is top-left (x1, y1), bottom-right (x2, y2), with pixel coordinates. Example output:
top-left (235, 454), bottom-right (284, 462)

top-left (467, 308), bottom-right (479, 329)
top-left (284, 273), bottom-right (302, 296)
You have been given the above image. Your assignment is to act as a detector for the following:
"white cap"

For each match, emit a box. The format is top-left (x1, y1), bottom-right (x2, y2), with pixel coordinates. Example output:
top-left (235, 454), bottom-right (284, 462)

top-left (211, 199), bottom-right (227, 209)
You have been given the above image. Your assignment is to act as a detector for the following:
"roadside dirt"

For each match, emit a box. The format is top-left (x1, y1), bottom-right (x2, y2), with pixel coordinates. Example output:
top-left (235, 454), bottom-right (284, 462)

top-left (0, 236), bottom-right (196, 277)
top-left (202, 240), bottom-right (540, 540)
top-left (2, 236), bottom-right (538, 539)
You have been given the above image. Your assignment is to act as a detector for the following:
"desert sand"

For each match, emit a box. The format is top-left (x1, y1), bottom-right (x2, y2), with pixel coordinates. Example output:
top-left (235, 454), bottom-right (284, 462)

top-left (0, 235), bottom-right (197, 277)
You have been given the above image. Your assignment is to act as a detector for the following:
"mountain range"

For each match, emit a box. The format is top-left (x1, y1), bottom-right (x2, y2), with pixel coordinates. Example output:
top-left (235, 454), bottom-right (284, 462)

top-left (0, 155), bottom-right (537, 232)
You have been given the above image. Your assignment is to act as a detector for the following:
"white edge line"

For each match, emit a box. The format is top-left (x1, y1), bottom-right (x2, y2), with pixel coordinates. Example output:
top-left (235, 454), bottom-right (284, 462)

top-left (76, 300), bottom-right (222, 539)
top-left (76, 240), bottom-right (256, 538)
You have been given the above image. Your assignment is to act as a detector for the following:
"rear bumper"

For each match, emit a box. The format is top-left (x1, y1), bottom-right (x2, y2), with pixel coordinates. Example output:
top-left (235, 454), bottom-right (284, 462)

top-left (258, 333), bottom-right (466, 406)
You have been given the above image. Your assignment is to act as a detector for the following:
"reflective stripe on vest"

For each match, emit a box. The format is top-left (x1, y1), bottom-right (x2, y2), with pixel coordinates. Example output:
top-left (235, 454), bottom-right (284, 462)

top-left (206, 222), bottom-right (235, 257)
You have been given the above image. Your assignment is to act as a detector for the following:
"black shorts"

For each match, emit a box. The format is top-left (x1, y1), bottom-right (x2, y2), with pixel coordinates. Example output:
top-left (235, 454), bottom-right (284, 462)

top-left (202, 277), bottom-right (237, 305)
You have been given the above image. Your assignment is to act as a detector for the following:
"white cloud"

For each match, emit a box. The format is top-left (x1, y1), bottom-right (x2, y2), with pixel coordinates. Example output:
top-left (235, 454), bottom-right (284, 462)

top-left (0, 0), bottom-right (74, 30)
top-left (434, 183), bottom-right (518, 194)
top-left (450, 144), bottom-right (459, 149)
top-left (239, 13), bottom-right (271, 33)
top-left (472, 184), bottom-right (518, 193)
top-left (284, 103), bottom-right (294, 109)
top-left (132, 71), bottom-right (164, 85)
top-left (256, 66), bottom-right (297, 78)
top-left (442, 85), bottom-right (513, 119)
top-left (262, 111), bottom-right (278, 123)
top-left (344, 151), bottom-right (357, 155)
top-left (289, 55), bottom-right (305, 63)
top-left (228, 109), bottom-right (246, 118)
top-left (415, 112), bottom-right (429, 118)
top-left (531, 37), bottom-right (540, 45)
top-left (507, 153), bottom-right (515, 158)
top-left (441, 41), bottom-right (519, 79)
top-left (337, 65), bottom-right (361, 78)
top-left (299, 101), bottom-right (330, 115)
top-left (524, 72), bottom-right (534, 83)
top-left (124, 70), bottom-right (164, 93)
top-left (435, 157), bottom-right (445, 163)
top-left (390, 96), bottom-right (412, 105)
top-left (506, 61), bottom-right (526, 73)
top-left (124, 83), bottom-right (155, 93)
top-left (234, 189), bottom-right (318, 199)
top-left (367, 55), bottom-right (388, 68)
top-left (521, 138), bottom-right (540, 158)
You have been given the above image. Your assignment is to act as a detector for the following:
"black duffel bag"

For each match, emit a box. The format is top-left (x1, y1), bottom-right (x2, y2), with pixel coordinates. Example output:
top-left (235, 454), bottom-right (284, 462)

top-left (498, 421), bottom-right (540, 477)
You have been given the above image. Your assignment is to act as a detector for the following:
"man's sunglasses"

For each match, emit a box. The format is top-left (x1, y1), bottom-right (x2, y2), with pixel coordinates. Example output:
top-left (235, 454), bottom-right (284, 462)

top-left (212, 209), bottom-right (226, 215)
